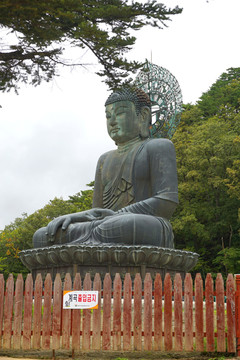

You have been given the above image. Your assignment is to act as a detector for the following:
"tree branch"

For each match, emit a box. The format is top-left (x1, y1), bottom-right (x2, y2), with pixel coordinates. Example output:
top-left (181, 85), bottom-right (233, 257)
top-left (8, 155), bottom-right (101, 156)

top-left (0, 49), bottom-right (60, 62)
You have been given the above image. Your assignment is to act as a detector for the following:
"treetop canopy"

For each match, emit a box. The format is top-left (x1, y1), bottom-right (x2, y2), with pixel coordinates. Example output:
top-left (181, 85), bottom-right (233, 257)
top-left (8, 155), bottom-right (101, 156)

top-left (0, 0), bottom-right (182, 92)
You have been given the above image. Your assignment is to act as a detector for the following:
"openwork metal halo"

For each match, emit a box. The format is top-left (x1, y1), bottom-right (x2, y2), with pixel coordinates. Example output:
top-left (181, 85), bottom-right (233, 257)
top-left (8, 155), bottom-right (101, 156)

top-left (134, 62), bottom-right (183, 139)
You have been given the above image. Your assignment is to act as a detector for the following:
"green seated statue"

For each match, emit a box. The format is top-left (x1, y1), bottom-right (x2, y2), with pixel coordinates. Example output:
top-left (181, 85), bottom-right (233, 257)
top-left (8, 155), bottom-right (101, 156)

top-left (33, 88), bottom-right (178, 249)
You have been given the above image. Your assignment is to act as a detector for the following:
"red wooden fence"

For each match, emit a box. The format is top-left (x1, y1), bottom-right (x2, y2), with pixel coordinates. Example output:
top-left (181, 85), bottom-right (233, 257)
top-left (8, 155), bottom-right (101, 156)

top-left (0, 272), bottom-right (238, 353)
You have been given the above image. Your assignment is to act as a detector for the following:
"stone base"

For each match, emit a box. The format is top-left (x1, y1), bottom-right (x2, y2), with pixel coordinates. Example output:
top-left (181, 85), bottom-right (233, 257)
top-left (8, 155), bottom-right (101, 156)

top-left (20, 244), bottom-right (199, 281)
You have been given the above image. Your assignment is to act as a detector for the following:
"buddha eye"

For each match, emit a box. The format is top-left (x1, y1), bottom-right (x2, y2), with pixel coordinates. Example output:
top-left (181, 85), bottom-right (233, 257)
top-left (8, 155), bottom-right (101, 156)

top-left (116, 111), bottom-right (125, 116)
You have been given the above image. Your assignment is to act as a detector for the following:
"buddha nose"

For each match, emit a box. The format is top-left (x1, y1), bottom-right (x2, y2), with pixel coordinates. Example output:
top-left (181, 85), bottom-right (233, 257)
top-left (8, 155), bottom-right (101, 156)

top-left (109, 114), bottom-right (117, 125)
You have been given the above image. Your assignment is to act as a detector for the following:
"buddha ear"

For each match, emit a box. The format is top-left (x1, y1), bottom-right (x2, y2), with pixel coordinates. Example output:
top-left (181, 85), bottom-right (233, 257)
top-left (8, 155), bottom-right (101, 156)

top-left (139, 106), bottom-right (151, 138)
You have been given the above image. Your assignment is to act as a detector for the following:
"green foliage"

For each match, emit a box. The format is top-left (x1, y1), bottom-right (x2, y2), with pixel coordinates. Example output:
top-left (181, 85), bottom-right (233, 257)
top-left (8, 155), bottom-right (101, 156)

top-left (0, 0), bottom-right (182, 92)
top-left (0, 184), bottom-right (93, 278)
top-left (0, 228), bottom-right (29, 279)
top-left (172, 68), bottom-right (240, 277)
top-left (68, 182), bottom-right (94, 211)
top-left (214, 247), bottom-right (240, 274)
top-left (198, 67), bottom-right (240, 118)
top-left (225, 152), bottom-right (240, 203)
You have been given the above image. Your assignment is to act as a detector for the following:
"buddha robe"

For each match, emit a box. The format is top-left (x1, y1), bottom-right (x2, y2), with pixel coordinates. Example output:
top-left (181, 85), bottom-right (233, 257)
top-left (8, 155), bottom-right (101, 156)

top-left (40, 137), bottom-right (179, 248)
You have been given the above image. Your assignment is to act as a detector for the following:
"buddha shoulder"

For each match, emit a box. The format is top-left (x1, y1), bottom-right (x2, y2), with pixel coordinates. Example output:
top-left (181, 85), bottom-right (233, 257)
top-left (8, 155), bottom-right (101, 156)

top-left (145, 138), bottom-right (176, 153)
top-left (96, 149), bottom-right (116, 166)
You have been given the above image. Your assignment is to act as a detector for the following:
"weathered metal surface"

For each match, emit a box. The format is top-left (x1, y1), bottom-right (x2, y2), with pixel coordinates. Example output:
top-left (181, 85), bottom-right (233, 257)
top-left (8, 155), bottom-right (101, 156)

top-left (31, 87), bottom-right (179, 250)
top-left (20, 244), bottom-right (199, 280)
top-left (23, 87), bottom-right (198, 279)
top-left (21, 244), bottom-right (198, 270)
top-left (135, 61), bottom-right (182, 139)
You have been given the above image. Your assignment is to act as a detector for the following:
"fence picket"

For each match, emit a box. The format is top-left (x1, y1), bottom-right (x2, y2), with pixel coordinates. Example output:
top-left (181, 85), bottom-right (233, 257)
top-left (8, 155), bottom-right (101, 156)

top-left (72, 273), bottom-right (81, 350)
top-left (195, 273), bottom-right (204, 351)
top-left (0, 271), bottom-right (238, 354)
top-left (13, 274), bottom-right (24, 349)
top-left (184, 273), bottom-right (193, 351)
top-left (216, 273), bottom-right (225, 352)
top-left (3, 274), bottom-right (14, 349)
top-left (22, 274), bottom-right (33, 350)
top-left (154, 273), bottom-right (162, 350)
top-left (62, 273), bottom-right (72, 349)
top-left (226, 274), bottom-right (235, 352)
top-left (102, 273), bottom-right (111, 350)
top-left (144, 273), bottom-right (152, 351)
top-left (32, 273), bottom-right (42, 349)
top-left (134, 273), bottom-right (142, 351)
top-left (164, 273), bottom-right (172, 351)
top-left (92, 273), bottom-right (101, 350)
top-left (235, 274), bottom-right (240, 356)
top-left (42, 274), bottom-right (52, 349)
top-left (113, 273), bottom-right (122, 350)
top-left (82, 273), bottom-right (92, 350)
top-left (205, 273), bottom-right (214, 352)
top-left (52, 273), bottom-right (62, 350)
top-left (174, 273), bottom-right (182, 351)
top-left (0, 274), bottom-right (5, 348)
top-left (123, 273), bottom-right (132, 351)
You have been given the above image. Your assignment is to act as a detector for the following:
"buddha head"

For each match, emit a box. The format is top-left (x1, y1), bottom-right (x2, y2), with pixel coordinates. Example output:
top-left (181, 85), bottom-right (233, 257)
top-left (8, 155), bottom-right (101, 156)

top-left (105, 88), bottom-right (151, 145)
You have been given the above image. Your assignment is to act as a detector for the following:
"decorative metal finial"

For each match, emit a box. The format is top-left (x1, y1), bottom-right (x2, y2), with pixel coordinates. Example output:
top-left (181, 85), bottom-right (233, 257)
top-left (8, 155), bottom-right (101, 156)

top-left (134, 61), bottom-right (183, 139)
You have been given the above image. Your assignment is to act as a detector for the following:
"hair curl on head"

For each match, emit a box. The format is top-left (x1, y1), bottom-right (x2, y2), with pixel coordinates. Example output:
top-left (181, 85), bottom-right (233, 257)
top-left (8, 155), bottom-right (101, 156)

top-left (105, 88), bottom-right (151, 119)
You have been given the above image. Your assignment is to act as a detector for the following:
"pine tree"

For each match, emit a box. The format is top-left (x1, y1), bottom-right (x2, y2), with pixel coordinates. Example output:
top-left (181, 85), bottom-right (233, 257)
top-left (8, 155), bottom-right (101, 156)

top-left (0, 0), bottom-right (182, 92)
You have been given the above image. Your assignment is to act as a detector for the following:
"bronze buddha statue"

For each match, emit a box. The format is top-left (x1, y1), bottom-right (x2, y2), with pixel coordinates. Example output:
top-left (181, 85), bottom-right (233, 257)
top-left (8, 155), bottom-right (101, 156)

top-left (33, 88), bottom-right (178, 248)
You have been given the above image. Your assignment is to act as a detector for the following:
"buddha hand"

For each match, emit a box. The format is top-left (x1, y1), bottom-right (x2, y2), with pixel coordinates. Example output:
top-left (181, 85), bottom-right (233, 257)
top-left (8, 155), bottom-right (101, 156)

top-left (45, 208), bottom-right (115, 241)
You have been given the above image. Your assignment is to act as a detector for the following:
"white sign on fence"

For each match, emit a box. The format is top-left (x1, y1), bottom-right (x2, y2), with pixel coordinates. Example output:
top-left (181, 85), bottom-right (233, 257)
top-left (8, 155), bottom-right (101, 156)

top-left (63, 290), bottom-right (98, 309)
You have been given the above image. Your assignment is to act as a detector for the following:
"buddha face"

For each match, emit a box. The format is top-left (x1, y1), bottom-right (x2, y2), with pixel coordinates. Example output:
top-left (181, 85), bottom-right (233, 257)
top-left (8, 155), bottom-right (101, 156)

top-left (105, 100), bottom-right (142, 144)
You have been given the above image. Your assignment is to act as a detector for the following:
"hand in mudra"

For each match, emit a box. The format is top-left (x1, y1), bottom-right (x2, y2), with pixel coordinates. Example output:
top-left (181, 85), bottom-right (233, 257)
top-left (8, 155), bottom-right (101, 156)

top-left (46, 208), bottom-right (115, 241)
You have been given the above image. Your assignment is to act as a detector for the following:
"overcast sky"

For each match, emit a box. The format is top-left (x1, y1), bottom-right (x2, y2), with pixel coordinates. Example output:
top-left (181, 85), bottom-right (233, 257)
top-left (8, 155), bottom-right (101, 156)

top-left (1, 0), bottom-right (240, 230)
